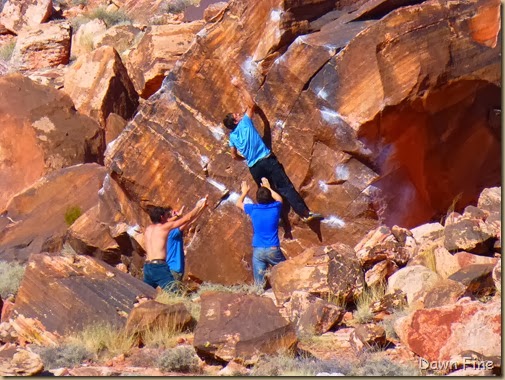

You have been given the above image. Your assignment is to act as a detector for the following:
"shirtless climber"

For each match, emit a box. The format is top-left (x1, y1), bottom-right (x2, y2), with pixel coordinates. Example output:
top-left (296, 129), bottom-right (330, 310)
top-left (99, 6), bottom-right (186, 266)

top-left (143, 196), bottom-right (208, 290)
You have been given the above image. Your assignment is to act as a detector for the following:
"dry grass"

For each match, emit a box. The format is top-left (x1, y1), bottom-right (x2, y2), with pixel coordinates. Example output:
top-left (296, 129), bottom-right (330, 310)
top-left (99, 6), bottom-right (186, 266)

top-left (0, 260), bottom-right (25, 298)
top-left (352, 282), bottom-right (386, 324)
top-left (0, 40), bottom-right (15, 61)
top-left (67, 322), bottom-right (135, 359)
top-left (196, 282), bottom-right (264, 296)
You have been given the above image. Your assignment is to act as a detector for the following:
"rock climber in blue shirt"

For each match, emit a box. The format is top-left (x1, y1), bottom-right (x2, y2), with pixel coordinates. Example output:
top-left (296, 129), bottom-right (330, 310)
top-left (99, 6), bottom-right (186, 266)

top-left (223, 77), bottom-right (322, 223)
top-left (236, 177), bottom-right (286, 285)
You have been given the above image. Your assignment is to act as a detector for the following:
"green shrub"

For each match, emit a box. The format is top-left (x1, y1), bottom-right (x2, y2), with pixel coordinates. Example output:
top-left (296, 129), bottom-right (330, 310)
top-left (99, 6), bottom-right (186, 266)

top-left (0, 40), bottom-right (16, 61)
top-left (36, 343), bottom-right (92, 369)
top-left (163, 0), bottom-right (196, 14)
top-left (64, 206), bottom-right (82, 226)
top-left (349, 357), bottom-right (421, 376)
top-left (87, 6), bottom-right (131, 28)
top-left (157, 346), bottom-right (201, 373)
top-left (72, 0), bottom-right (88, 5)
top-left (0, 260), bottom-right (25, 298)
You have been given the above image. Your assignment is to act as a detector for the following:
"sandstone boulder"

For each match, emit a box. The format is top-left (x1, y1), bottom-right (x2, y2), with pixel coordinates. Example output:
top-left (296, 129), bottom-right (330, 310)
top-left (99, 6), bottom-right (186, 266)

top-left (0, 74), bottom-right (104, 211)
top-left (125, 21), bottom-right (204, 98)
top-left (365, 259), bottom-right (398, 287)
top-left (477, 187), bottom-right (501, 215)
top-left (447, 263), bottom-right (496, 298)
top-left (0, 345), bottom-right (44, 376)
top-left (203, 1), bottom-right (227, 22)
top-left (97, 0), bottom-right (500, 285)
top-left (105, 113), bottom-right (127, 145)
top-left (10, 21), bottom-right (70, 71)
top-left (423, 278), bottom-right (467, 309)
top-left (0, 0), bottom-right (53, 34)
top-left (394, 298), bottom-right (501, 362)
top-left (444, 219), bottom-right (495, 254)
top-left (12, 253), bottom-right (156, 334)
top-left (285, 291), bottom-right (344, 336)
top-left (386, 265), bottom-right (441, 307)
top-left (349, 323), bottom-right (386, 353)
top-left (270, 244), bottom-right (364, 304)
top-left (492, 258), bottom-right (500, 293)
top-left (95, 23), bottom-right (142, 56)
top-left (124, 300), bottom-right (192, 344)
top-left (193, 291), bottom-right (296, 364)
top-left (0, 164), bottom-right (106, 262)
top-left (70, 19), bottom-right (107, 58)
top-left (9, 314), bottom-right (60, 346)
top-left (64, 45), bottom-right (139, 127)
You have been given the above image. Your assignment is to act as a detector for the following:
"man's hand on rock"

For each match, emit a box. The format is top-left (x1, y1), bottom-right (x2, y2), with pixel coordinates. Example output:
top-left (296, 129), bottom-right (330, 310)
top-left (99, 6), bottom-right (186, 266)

top-left (261, 177), bottom-right (271, 189)
top-left (241, 181), bottom-right (250, 195)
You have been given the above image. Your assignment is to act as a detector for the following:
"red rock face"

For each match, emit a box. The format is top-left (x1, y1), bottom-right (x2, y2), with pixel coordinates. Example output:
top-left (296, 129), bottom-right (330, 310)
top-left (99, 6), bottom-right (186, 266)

top-left (395, 299), bottom-right (501, 361)
top-left (0, 74), bottom-right (104, 211)
top-left (98, 0), bottom-right (500, 284)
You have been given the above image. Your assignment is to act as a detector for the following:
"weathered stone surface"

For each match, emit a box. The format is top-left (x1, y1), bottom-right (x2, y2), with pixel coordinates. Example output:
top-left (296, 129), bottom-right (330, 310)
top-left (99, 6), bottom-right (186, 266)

top-left (0, 164), bottom-right (106, 262)
top-left (270, 244), bottom-right (364, 304)
top-left (365, 259), bottom-right (398, 287)
top-left (125, 300), bottom-right (192, 343)
top-left (63, 46), bottom-right (139, 127)
top-left (97, 0), bottom-right (500, 285)
top-left (444, 219), bottom-right (495, 254)
top-left (0, 74), bottom-right (104, 211)
top-left (0, 0), bottom-right (52, 33)
top-left (350, 323), bottom-right (386, 353)
top-left (9, 314), bottom-right (60, 346)
top-left (285, 291), bottom-right (344, 336)
top-left (423, 278), bottom-right (467, 309)
top-left (122, 0), bottom-right (183, 24)
top-left (462, 205), bottom-right (489, 221)
top-left (95, 23), bottom-right (142, 55)
top-left (10, 21), bottom-right (70, 71)
top-left (12, 253), bottom-right (156, 334)
top-left (453, 251), bottom-right (499, 268)
top-left (70, 19), bottom-right (107, 58)
top-left (125, 21), bottom-right (204, 98)
top-left (447, 263), bottom-right (496, 297)
top-left (193, 291), bottom-right (296, 363)
top-left (369, 289), bottom-right (407, 314)
top-left (394, 298), bottom-right (501, 362)
top-left (477, 186), bottom-right (501, 215)
top-left (492, 258), bottom-right (500, 293)
top-left (0, 346), bottom-right (44, 376)
top-left (105, 113), bottom-right (127, 145)
top-left (203, 1), bottom-right (227, 22)
top-left (386, 265), bottom-right (441, 307)
top-left (66, 205), bottom-right (122, 265)
top-left (432, 246), bottom-right (461, 278)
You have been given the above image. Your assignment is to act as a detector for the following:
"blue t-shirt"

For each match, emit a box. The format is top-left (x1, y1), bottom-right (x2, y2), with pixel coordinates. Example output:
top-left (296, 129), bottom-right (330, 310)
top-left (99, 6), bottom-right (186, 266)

top-left (229, 114), bottom-right (271, 167)
top-left (244, 201), bottom-right (282, 247)
top-left (166, 228), bottom-right (184, 274)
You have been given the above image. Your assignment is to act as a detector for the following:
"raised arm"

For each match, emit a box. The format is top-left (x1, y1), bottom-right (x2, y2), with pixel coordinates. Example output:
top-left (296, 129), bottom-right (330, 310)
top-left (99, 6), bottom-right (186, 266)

top-left (236, 181), bottom-right (250, 211)
top-left (179, 200), bottom-right (207, 232)
top-left (231, 77), bottom-right (255, 118)
top-left (230, 147), bottom-right (245, 161)
top-left (261, 178), bottom-right (283, 203)
top-left (160, 196), bottom-right (208, 232)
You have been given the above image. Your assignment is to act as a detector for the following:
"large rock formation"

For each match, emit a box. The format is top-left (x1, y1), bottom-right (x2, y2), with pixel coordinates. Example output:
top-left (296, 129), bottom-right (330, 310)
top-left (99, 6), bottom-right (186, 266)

top-left (63, 46), bottom-right (139, 127)
top-left (12, 253), bottom-right (156, 334)
top-left (75, 0), bottom-right (499, 285)
top-left (0, 164), bottom-right (106, 261)
top-left (0, 0), bottom-right (53, 34)
top-left (0, 74), bottom-right (104, 212)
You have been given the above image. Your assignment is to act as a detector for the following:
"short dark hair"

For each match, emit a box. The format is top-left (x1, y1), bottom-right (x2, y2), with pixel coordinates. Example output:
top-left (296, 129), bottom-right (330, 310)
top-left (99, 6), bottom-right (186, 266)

top-left (223, 113), bottom-right (237, 130)
top-left (148, 206), bottom-right (172, 223)
top-left (256, 187), bottom-right (275, 204)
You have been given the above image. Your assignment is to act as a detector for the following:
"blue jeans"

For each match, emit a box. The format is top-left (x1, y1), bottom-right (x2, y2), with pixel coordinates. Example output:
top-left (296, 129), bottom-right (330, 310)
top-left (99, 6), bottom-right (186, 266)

top-left (252, 246), bottom-right (286, 285)
top-left (143, 262), bottom-right (175, 290)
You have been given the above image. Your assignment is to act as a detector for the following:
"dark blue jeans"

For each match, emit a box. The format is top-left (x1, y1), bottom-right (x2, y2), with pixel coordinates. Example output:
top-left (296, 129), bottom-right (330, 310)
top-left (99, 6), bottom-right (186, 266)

top-left (143, 262), bottom-right (175, 290)
top-left (252, 246), bottom-right (286, 285)
top-left (249, 155), bottom-right (309, 217)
